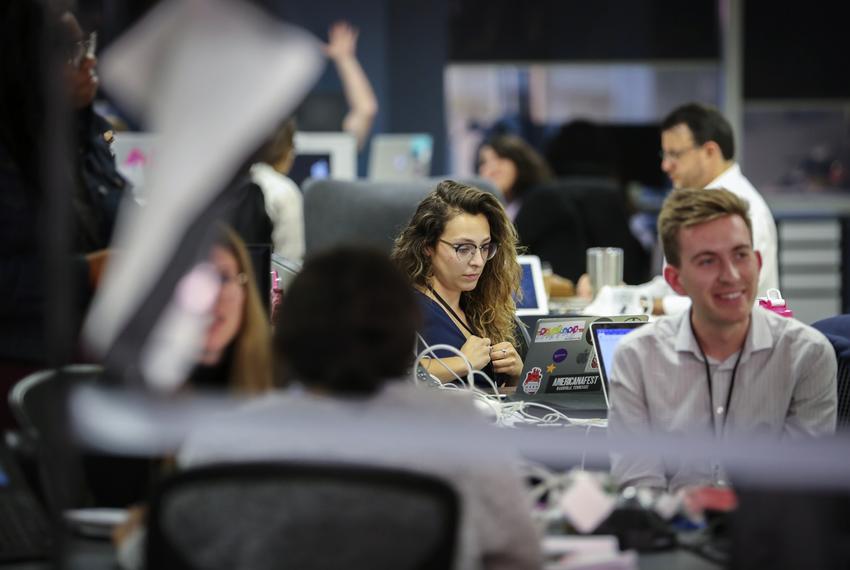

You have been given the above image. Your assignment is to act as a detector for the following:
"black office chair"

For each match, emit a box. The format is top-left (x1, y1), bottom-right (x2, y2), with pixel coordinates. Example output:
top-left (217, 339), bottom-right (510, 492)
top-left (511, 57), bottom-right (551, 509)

top-left (8, 365), bottom-right (102, 511)
top-left (9, 365), bottom-right (154, 511)
top-left (513, 184), bottom-right (588, 282)
top-left (514, 315), bottom-right (531, 360)
top-left (811, 315), bottom-right (850, 430)
top-left (146, 461), bottom-right (459, 570)
top-left (547, 177), bottom-right (650, 284)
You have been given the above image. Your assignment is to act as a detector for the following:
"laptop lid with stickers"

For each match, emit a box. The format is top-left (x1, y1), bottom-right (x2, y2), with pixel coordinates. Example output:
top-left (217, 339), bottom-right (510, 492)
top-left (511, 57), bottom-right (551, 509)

top-left (511, 315), bottom-right (648, 413)
top-left (590, 320), bottom-right (648, 408)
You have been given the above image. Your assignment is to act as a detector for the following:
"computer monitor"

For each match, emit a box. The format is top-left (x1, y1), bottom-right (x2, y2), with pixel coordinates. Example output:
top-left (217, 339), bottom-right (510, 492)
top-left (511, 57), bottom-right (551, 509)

top-left (111, 132), bottom-right (158, 199)
top-left (590, 320), bottom-right (647, 406)
top-left (515, 255), bottom-right (548, 317)
top-left (290, 132), bottom-right (356, 187)
top-left (368, 134), bottom-right (433, 181)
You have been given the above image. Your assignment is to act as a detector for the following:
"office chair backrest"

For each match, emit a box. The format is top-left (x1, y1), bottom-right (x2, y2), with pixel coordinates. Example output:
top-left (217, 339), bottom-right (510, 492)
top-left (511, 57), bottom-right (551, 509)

top-left (812, 315), bottom-right (850, 430)
top-left (147, 461), bottom-right (459, 570)
top-left (548, 176), bottom-right (650, 284)
top-left (9, 365), bottom-right (103, 510)
top-left (514, 315), bottom-right (531, 360)
top-left (302, 177), bottom-right (499, 256)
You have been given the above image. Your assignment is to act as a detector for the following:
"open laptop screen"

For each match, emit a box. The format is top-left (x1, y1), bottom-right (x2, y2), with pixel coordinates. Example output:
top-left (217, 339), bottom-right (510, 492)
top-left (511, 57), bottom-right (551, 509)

top-left (590, 321), bottom-right (647, 389)
top-left (289, 153), bottom-right (331, 187)
top-left (515, 255), bottom-right (548, 316)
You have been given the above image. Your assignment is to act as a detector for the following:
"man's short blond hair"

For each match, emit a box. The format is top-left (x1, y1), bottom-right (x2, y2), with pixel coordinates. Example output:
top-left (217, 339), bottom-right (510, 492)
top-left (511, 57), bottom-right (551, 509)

top-left (658, 187), bottom-right (753, 267)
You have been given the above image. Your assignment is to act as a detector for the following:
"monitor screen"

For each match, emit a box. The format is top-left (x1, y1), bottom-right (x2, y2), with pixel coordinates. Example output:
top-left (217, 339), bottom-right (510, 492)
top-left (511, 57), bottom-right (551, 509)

top-left (289, 153), bottom-right (331, 187)
top-left (591, 321), bottom-right (647, 383)
top-left (515, 255), bottom-right (548, 316)
top-left (291, 132), bottom-right (356, 187)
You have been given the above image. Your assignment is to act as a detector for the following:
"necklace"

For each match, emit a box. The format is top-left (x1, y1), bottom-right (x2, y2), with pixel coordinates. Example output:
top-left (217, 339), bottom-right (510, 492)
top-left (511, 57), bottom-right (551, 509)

top-left (690, 314), bottom-right (747, 435)
top-left (426, 285), bottom-right (477, 337)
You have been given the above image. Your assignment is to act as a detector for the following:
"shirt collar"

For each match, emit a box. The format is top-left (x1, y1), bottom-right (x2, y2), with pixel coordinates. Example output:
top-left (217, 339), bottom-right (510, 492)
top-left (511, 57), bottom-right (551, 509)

top-left (674, 306), bottom-right (774, 364)
top-left (705, 162), bottom-right (741, 190)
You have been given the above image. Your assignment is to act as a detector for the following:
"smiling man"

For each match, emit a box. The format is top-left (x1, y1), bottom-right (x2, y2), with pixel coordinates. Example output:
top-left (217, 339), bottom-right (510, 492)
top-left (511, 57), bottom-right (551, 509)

top-left (608, 188), bottom-right (836, 491)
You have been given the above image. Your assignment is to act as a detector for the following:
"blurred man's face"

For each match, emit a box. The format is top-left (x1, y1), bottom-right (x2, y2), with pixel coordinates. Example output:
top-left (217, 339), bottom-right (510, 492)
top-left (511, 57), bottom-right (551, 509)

top-left (661, 123), bottom-right (713, 189)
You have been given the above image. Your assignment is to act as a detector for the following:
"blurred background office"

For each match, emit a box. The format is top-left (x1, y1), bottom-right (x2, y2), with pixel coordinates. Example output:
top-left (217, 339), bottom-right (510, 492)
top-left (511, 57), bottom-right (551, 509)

top-left (71, 0), bottom-right (850, 325)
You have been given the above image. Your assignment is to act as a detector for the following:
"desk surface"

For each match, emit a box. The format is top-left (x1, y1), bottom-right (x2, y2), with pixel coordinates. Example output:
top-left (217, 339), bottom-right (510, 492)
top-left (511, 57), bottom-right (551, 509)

top-left (0, 537), bottom-right (721, 570)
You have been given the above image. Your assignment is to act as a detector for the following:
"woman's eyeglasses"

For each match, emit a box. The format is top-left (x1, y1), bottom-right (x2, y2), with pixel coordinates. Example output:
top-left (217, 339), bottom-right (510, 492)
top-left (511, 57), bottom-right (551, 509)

top-left (218, 272), bottom-right (248, 288)
top-left (67, 32), bottom-right (97, 68)
top-left (439, 239), bottom-right (497, 262)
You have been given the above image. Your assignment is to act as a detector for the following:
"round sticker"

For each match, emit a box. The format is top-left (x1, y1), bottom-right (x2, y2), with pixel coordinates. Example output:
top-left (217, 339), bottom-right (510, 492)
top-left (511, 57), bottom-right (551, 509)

top-left (552, 348), bottom-right (568, 363)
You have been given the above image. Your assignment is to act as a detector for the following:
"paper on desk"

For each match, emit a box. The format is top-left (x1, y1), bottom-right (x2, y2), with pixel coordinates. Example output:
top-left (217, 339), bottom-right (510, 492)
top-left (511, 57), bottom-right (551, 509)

top-left (582, 276), bottom-right (670, 317)
top-left (542, 535), bottom-right (618, 558)
top-left (544, 548), bottom-right (638, 570)
top-left (560, 471), bottom-right (616, 533)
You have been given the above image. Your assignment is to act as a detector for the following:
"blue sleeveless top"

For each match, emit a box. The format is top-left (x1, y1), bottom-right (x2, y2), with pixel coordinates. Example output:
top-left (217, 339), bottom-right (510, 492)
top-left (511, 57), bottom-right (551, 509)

top-left (414, 290), bottom-right (497, 384)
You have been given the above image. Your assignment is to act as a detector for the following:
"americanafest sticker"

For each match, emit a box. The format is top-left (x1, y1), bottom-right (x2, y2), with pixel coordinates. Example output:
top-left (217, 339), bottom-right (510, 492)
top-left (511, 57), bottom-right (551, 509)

top-left (545, 374), bottom-right (601, 393)
top-left (534, 320), bottom-right (585, 343)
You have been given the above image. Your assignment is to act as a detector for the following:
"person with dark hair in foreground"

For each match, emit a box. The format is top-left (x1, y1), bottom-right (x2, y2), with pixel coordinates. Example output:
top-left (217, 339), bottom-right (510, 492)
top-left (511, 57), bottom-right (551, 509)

top-left (171, 248), bottom-right (541, 570)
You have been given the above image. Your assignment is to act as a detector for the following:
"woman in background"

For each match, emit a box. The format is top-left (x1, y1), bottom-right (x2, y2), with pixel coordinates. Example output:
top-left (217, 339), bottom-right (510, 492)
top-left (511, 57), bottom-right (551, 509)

top-left (477, 134), bottom-right (552, 222)
top-left (247, 117), bottom-right (304, 261)
top-left (478, 134), bottom-right (587, 282)
top-left (189, 227), bottom-right (273, 393)
top-left (392, 180), bottom-right (523, 386)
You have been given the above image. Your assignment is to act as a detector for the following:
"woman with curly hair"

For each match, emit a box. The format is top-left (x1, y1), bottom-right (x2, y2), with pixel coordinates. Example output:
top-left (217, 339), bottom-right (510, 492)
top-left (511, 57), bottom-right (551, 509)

top-left (392, 180), bottom-right (523, 385)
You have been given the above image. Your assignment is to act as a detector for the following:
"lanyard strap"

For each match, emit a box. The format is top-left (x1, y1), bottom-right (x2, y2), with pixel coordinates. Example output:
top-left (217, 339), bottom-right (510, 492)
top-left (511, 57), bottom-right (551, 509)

top-left (427, 286), bottom-right (478, 337)
top-left (690, 318), bottom-right (746, 435)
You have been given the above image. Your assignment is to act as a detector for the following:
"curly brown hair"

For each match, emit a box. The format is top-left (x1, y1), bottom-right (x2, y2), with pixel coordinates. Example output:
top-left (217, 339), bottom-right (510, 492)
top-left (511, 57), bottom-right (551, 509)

top-left (391, 180), bottom-right (521, 345)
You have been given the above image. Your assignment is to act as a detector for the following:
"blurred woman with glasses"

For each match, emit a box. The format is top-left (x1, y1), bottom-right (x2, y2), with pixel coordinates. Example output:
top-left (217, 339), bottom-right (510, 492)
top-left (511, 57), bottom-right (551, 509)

top-left (392, 180), bottom-right (524, 386)
top-left (190, 226), bottom-right (273, 393)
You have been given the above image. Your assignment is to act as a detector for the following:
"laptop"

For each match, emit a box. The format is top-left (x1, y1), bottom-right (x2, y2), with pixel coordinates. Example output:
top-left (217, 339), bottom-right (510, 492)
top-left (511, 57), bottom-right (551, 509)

top-left (0, 442), bottom-right (52, 561)
top-left (510, 315), bottom-right (648, 415)
top-left (515, 255), bottom-right (548, 317)
top-left (590, 320), bottom-right (649, 408)
top-left (368, 134), bottom-right (433, 181)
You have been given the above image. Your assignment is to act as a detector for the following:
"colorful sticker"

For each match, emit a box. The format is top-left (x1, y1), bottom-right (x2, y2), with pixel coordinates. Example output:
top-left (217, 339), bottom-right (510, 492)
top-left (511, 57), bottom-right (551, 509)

top-left (546, 363), bottom-right (557, 374)
top-left (522, 367), bottom-right (543, 395)
top-left (552, 348), bottom-right (568, 363)
top-left (535, 320), bottom-right (586, 343)
top-left (544, 374), bottom-right (602, 394)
